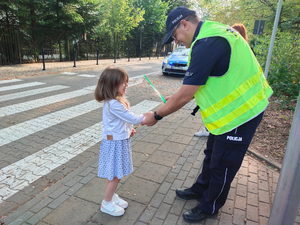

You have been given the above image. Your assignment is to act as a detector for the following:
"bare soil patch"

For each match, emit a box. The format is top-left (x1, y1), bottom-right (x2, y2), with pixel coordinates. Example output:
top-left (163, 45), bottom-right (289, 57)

top-left (250, 96), bottom-right (297, 165)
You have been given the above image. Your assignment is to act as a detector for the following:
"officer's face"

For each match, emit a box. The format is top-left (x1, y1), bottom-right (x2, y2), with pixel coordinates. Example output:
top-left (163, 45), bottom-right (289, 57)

top-left (172, 20), bottom-right (192, 48)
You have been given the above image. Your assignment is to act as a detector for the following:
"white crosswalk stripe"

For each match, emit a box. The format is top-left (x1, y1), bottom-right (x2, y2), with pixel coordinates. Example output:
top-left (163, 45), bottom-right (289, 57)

top-left (0, 85), bottom-right (69, 102)
top-left (0, 79), bottom-right (23, 84)
top-left (78, 74), bottom-right (97, 78)
top-left (60, 72), bottom-right (78, 75)
top-left (0, 82), bottom-right (45, 92)
top-left (0, 100), bottom-right (160, 203)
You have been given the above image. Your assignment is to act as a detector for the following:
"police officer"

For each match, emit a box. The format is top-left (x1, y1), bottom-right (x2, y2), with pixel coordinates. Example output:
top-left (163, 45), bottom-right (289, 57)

top-left (141, 6), bottom-right (273, 223)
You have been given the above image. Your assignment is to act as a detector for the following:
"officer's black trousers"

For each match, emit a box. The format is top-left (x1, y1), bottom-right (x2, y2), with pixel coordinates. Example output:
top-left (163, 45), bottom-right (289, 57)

top-left (191, 112), bottom-right (264, 214)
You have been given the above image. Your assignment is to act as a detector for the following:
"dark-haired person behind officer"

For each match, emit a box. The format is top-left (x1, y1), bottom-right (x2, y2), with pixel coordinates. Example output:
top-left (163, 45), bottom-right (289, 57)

top-left (141, 6), bottom-right (273, 223)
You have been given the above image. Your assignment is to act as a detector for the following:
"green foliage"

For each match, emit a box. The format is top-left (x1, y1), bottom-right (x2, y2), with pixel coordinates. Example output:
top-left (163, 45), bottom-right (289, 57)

top-left (254, 31), bottom-right (300, 106)
top-left (95, 0), bottom-right (144, 57)
top-left (197, 0), bottom-right (300, 107)
top-left (131, 0), bottom-right (169, 55)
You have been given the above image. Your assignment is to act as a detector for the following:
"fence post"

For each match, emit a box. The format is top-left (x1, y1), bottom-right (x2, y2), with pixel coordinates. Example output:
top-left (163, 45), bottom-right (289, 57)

top-left (114, 49), bottom-right (116, 63)
top-left (128, 48), bottom-right (130, 62)
top-left (73, 48), bottom-right (76, 67)
top-left (96, 48), bottom-right (99, 65)
top-left (149, 50), bottom-right (151, 60)
top-left (139, 49), bottom-right (141, 61)
top-left (42, 48), bottom-right (45, 70)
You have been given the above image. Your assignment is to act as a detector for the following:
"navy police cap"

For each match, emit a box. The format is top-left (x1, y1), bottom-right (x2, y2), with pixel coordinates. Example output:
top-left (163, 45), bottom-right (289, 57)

top-left (162, 6), bottom-right (196, 45)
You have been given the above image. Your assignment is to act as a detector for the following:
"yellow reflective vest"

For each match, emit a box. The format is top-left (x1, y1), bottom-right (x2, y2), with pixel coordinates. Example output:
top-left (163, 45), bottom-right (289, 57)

top-left (189, 21), bottom-right (273, 135)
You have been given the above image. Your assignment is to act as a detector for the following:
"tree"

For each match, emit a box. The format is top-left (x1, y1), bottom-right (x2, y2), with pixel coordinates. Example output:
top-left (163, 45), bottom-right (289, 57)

top-left (132, 0), bottom-right (169, 56)
top-left (197, 0), bottom-right (300, 101)
top-left (99, 0), bottom-right (144, 58)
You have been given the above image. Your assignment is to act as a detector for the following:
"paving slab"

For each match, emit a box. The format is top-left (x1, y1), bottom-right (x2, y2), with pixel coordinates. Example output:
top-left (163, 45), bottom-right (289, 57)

top-left (41, 196), bottom-right (99, 225)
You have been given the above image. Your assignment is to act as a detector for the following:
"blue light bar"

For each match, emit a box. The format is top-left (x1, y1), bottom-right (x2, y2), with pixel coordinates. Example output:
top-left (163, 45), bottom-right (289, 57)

top-left (169, 62), bottom-right (173, 65)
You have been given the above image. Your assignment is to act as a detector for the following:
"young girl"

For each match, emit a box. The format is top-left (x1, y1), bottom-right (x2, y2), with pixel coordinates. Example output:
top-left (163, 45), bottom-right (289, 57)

top-left (94, 66), bottom-right (144, 216)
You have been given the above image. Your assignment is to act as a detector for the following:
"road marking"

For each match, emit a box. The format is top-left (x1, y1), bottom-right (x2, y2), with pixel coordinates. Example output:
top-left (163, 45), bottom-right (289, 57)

top-left (133, 71), bottom-right (161, 78)
top-left (60, 71), bottom-right (160, 79)
top-left (0, 100), bottom-right (101, 147)
top-left (78, 74), bottom-right (97, 78)
top-left (60, 72), bottom-right (78, 75)
top-left (0, 100), bottom-right (160, 203)
top-left (0, 82), bottom-right (45, 92)
top-left (0, 89), bottom-right (93, 117)
top-left (0, 77), bottom-right (143, 117)
top-left (0, 79), bottom-right (23, 84)
top-left (0, 77), bottom-right (144, 146)
top-left (0, 85), bottom-right (69, 102)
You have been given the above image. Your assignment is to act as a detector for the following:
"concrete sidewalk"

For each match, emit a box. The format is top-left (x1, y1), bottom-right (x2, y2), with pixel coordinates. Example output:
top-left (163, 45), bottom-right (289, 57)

top-left (1, 100), bottom-right (293, 225)
top-left (0, 57), bottom-right (162, 80)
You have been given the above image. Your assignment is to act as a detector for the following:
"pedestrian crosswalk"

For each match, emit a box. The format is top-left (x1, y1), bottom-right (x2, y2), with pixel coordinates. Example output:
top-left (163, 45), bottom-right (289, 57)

top-left (60, 72), bottom-right (97, 78)
top-left (0, 79), bottom-right (23, 84)
top-left (0, 74), bottom-right (160, 204)
top-left (0, 88), bottom-right (93, 117)
top-left (0, 85), bottom-right (69, 103)
top-left (0, 100), bottom-right (101, 147)
top-left (78, 74), bottom-right (97, 78)
top-left (0, 82), bottom-right (45, 92)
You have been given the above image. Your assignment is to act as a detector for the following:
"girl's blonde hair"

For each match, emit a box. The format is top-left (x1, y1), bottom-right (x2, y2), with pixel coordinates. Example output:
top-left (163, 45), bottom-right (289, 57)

top-left (95, 66), bottom-right (130, 109)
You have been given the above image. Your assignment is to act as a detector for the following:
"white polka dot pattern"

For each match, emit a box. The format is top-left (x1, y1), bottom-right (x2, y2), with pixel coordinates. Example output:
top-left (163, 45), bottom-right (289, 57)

top-left (98, 138), bottom-right (133, 181)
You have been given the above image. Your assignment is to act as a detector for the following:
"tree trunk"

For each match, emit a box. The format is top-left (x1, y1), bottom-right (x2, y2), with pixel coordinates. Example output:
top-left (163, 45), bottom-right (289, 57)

top-left (30, 2), bottom-right (37, 61)
top-left (67, 32), bottom-right (70, 61)
top-left (59, 39), bottom-right (62, 62)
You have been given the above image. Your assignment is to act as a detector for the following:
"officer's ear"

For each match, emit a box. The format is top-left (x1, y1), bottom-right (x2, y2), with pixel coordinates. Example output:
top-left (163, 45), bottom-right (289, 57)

top-left (181, 20), bottom-right (189, 30)
top-left (181, 20), bottom-right (187, 27)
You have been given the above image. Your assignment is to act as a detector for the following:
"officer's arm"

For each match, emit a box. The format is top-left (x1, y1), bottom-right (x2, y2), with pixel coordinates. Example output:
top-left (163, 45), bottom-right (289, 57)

top-left (141, 84), bottom-right (199, 126)
top-left (157, 84), bottom-right (199, 117)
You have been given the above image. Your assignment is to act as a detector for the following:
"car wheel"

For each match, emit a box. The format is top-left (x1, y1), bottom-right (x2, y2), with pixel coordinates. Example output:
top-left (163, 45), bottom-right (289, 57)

top-left (163, 72), bottom-right (168, 75)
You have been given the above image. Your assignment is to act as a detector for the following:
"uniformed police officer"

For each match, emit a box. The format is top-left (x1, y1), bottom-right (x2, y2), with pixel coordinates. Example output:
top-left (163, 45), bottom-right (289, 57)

top-left (141, 6), bottom-right (273, 223)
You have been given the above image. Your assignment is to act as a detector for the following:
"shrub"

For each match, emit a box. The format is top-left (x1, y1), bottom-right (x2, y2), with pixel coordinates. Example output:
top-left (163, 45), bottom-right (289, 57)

top-left (253, 30), bottom-right (300, 109)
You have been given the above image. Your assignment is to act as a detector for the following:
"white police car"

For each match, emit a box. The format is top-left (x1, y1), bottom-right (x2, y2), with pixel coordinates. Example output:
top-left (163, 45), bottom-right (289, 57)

top-left (162, 46), bottom-right (190, 76)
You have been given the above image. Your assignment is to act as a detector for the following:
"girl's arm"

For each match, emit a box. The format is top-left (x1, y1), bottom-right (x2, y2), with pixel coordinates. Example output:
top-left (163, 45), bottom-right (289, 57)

top-left (110, 100), bottom-right (144, 124)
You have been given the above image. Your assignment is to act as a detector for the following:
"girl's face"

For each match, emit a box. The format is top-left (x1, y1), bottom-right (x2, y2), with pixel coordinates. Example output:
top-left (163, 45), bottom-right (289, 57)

top-left (117, 81), bottom-right (128, 96)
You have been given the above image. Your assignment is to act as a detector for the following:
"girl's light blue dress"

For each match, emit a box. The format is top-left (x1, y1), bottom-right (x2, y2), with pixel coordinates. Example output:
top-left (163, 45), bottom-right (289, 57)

top-left (97, 99), bottom-right (144, 181)
top-left (98, 138), bottom-right (132, 181)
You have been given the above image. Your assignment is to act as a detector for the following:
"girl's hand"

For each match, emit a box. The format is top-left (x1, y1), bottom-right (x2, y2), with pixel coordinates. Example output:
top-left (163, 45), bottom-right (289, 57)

top-left (130, 128), bottom-right (136, 137)
top-left (165, 96), bottom-right (171, 101)
top-left (141, 111), bottom-right (157, 126)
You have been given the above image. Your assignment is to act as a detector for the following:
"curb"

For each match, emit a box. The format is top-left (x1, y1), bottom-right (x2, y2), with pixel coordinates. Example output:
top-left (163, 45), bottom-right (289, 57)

top-left (247, 148), bottom-right (281, 171)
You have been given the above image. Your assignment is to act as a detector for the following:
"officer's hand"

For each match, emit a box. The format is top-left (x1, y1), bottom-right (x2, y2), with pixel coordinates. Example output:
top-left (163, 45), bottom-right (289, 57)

top-left (141, 111), bottom-right (157, 126)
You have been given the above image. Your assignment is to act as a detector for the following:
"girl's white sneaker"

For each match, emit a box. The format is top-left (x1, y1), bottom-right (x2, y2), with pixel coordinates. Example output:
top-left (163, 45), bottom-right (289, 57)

top-left (113, 193), bottom-right (128, 209)
top-left (101, 200), bottom-right (125, 216)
